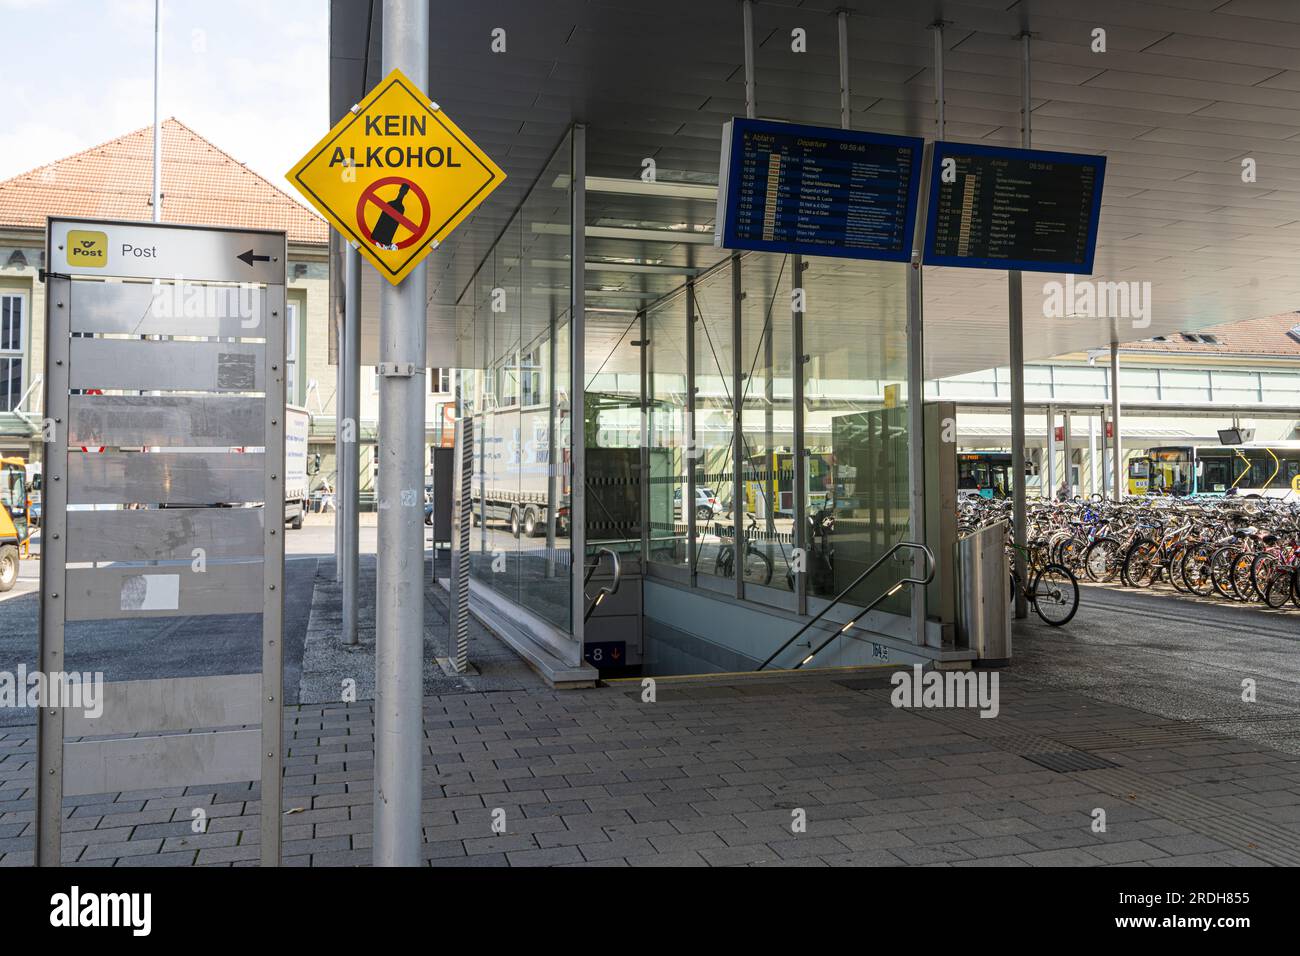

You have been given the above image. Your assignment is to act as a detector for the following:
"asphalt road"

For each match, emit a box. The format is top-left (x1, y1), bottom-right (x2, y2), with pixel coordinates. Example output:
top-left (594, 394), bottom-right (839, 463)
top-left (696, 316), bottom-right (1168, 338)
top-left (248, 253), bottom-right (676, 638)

top-left (0, 517), bottom-right (371, 726)
top-left (1014, 581), bottom-right (1300, 754)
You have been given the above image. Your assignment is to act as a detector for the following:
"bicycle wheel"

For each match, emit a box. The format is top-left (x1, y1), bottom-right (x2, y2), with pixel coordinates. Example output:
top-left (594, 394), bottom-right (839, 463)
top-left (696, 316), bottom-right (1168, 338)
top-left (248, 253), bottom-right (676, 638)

top-left (1122, 539), bottom-right (1159, 588)
top-left (1263, 565), bottom-right (1295, 610)
top-left (1083, 537), bottom-right (1120, 583)
top-left (743, 546), bottom-right (772, 586)
top-left (1209, 547), bottom-right (1238, 600)
top-left (1030, 564), bottom-right (1079, 626)
top-left (1230, 552), bottom-right (1257, 602)
top-left (1182, 545), bottom-right (1215, 597)
top-left (1167, 545), bottom-right (1190, 592)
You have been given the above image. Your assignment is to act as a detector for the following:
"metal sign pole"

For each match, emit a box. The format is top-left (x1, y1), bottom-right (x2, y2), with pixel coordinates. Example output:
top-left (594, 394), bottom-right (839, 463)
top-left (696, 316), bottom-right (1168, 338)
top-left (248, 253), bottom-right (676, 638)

top-left (373, 0), bottom-right (428, 868)
top-left (343, 243), bottom-right (361, 646)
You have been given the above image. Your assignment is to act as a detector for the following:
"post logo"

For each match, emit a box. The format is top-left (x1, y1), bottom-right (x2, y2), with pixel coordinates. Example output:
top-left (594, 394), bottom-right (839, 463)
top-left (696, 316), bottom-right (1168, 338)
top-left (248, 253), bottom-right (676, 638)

top-left (67, 230), bottom-right (108, 268)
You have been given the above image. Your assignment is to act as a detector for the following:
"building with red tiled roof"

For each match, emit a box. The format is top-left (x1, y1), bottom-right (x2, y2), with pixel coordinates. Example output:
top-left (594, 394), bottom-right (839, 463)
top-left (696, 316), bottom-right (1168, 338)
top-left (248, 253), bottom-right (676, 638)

top-left (1121, 312), bottom-right (1300, 359)
top-left (0, 118), bottom-right (327, 244)
top-left (0, 119), bottom-right (333, 469)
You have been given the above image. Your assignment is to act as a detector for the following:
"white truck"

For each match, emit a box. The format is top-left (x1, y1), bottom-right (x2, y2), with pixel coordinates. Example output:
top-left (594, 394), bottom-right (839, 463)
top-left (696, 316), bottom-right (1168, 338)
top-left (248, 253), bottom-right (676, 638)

top-left (284, 404), bottom-right (310, 530)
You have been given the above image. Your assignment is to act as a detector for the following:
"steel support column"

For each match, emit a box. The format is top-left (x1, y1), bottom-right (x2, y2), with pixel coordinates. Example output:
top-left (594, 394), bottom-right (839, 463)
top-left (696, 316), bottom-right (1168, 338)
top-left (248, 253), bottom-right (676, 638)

top-left (373, 0), bottom-right (427, 868)
top-left (342, 243), bottom-right (361, 646)
top-left (685, 280), bottom-right (698, 586)
top-left (1010, 31), bottom-right (1032, 618)
top-left (569, 125), bottom-right (587, 660)
top-left (1111, 343), bottom-right (1123, 499)
top-left (1062, 409), bottom-right (1073, 498)
top-left (1046, 403), bottom-right (1057, 499)
top-left (791, 255), bottom-right (807, 616)
top-left (732, 253), bottom-right (745, 602)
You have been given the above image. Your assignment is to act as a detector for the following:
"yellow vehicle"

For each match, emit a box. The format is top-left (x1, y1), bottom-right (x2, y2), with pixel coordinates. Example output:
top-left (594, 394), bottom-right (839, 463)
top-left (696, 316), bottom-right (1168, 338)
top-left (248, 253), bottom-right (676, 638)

top-left (0, 456), bottom-right (31, 591)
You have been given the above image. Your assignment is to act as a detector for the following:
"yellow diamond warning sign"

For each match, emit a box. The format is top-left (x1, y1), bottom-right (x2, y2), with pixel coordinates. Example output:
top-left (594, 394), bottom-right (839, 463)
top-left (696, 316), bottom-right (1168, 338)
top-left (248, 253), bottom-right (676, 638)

top-left (286, 68), bottom-right (505, 285)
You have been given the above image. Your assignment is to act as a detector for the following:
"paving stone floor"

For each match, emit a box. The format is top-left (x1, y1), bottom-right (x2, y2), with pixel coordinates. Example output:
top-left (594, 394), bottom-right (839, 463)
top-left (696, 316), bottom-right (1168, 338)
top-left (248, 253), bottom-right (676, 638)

top-left (3, 666), bottom-right (1300, 867)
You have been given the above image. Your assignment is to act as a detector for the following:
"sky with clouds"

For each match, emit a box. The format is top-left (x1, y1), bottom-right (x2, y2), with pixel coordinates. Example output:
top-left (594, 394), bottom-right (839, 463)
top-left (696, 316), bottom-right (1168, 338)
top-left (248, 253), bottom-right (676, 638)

top-left (0, 0), bottom-right (328, 193)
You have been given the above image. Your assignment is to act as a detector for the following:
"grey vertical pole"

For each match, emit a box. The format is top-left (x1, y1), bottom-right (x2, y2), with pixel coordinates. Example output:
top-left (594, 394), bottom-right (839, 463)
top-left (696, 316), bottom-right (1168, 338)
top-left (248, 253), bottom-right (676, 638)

top-left (1062, 408), bottom-right (1073, 497)
top-left (1046, 403), bottom-right (1056, 499)
top-left (685, 280), bottom-right (698, 585)
top-left (837, 10), bottom-right (851, 129)
top-left (1009, 278), bottom-right (1028, 619)
top-left (36, 273), bottom-right (70, 866)
top-left (152, 0), bottom-right (161, 223)
top-left (1099, 405), bottom-right (1110, 498)
top-left (343, 244), bottom-right (361, 645)
top-left (738, 0), bottom-right (756, 601)
top-left (791, 256), bottom-right (807, 615)
top-left (932, 21), bottom-right (945, 136)
top-left (545, 304), bottom-right (558, 578)
top-left (638, 309), bottom-right (650, 563)
top-left (334, 239), bottom-right (345, 582)
top-left (906, 249), bottom-right (926, 644)
top-left (373, 0), bottom-right (427, 868)
top-left (261, 271), bottom-right (287, 867)
top-left (1111, 342), bottom-right (1123, 499)
top-left (732, 254), bottom-right (745, 601)
top-left (569, 125), bottom-right (587, 660)
top-left (1009, 31), bottom-right (1032, 618)
top-left (743, 0), bottom-right (756, 120)
top-left (1088, 413), bottom-right (1098, 498)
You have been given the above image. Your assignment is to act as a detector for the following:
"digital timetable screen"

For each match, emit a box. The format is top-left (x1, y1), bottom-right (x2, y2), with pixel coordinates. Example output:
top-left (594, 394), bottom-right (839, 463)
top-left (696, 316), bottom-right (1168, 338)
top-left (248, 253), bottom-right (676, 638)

top-left (714, 118), bottom-right (924, 262)
top-left (922, 142), bottom-right (1106, 274)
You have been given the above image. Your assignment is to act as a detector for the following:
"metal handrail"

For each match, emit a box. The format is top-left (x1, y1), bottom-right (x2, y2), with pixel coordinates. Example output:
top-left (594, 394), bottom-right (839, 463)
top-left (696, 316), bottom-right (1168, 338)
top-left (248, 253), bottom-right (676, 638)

top-left (583, 547), bottom-right (622, 622)
top-left (756, 540), bottom-right (935, 671)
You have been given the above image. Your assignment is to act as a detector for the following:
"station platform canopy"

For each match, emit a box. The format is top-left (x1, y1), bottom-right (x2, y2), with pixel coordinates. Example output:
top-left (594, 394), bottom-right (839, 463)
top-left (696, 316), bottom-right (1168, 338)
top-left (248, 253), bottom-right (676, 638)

top-left (329, 0), bottom-right (1300, 377)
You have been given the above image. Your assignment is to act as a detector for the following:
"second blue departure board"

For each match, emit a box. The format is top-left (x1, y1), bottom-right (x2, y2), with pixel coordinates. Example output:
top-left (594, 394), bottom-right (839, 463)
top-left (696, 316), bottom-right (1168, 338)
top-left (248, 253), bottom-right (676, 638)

top-left (714, 118), bottom-right (924, 262)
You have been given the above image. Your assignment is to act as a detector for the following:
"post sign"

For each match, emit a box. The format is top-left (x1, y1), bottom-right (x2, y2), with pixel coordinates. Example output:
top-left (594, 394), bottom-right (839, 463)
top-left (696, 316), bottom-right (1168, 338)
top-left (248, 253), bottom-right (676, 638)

top-left (714, 117), bottom-right (924, 262)
top-left (923, 141), bottom-right (1106, 274)
top-left (38, 217), bottom-right (286, 867)
top-left (287, 68), bottom-right (506, 284)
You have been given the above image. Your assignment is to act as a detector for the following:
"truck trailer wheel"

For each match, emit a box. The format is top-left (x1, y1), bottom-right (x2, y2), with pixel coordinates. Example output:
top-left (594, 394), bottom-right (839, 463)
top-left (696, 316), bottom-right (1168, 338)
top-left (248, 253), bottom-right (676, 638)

top-left (0, 545), bottom-right (17, 592)
top-left (291, 504), bottom-right (304, 530)
top-left (523, 507), bottom-right (539, 537)
top-left (510, 508), bottom-right (522, 538)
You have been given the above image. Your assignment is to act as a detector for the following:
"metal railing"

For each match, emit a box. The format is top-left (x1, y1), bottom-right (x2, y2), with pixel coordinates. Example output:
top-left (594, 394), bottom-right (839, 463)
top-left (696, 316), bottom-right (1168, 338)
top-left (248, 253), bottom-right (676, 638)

top-left (583, 547), bottom-right (623, 622)
top-left (756, 541), bottom-right (935, 671)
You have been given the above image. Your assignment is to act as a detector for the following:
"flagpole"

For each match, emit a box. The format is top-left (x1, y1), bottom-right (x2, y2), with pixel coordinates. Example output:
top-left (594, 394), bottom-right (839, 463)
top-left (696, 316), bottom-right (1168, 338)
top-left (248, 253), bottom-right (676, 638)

top-left (152, 0), bottom-right (161, 222)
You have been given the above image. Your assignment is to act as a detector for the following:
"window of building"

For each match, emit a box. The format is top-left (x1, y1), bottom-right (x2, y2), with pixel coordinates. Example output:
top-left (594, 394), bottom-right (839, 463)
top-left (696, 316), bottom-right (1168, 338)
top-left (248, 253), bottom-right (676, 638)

top-left (0, 293), bottom-right (26, 412)
top-left (1180, 332), bottom-right (1218, 344)
top-left (429, 367), bottom-right (452, 394)
top-left (519, 349), bottom-right (542, 406)
top-left (286, 300), bottom-right (300, 404)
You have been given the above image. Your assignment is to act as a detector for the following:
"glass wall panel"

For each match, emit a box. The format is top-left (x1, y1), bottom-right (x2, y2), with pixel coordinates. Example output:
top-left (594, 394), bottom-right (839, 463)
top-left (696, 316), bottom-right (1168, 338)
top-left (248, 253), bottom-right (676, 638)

top-left (466, 128), bottom-right (573, 633)
top-left (737, 253), bottom-right (795, 596)
top-left (518, 137), bottom-right (573, 630)
top-left (801, 258), bottom-right (910, 615)
top-left (690, 259), bottom-right (735, 585)
top-left (646, 291), bottom-right (690, 571)
top-left (490, 213), bottom-right (523, 603)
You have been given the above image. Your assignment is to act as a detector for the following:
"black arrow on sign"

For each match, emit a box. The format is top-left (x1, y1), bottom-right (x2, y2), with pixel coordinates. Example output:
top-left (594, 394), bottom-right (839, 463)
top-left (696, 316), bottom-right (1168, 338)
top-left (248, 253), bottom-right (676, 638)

top-left (237, 249), bottom-right (272, 267)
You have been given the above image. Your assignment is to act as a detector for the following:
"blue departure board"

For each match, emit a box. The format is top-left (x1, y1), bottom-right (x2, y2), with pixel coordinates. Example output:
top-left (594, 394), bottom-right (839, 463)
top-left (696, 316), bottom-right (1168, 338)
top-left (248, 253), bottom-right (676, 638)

top-left (923, 142), bottom-right (1106, 274)
top-left (714, 118), bottom-right (924, 262)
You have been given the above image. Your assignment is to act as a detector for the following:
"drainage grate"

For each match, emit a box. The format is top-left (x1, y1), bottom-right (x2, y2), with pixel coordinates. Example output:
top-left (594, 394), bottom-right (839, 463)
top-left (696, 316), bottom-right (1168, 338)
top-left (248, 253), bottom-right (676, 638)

top-left (1022, 751), bottom-right (1121, 773)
